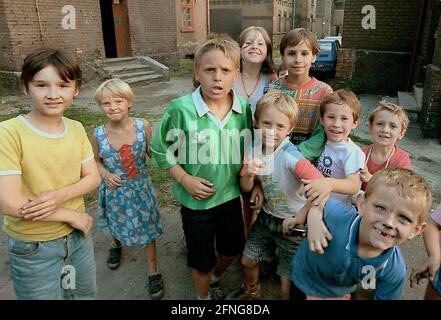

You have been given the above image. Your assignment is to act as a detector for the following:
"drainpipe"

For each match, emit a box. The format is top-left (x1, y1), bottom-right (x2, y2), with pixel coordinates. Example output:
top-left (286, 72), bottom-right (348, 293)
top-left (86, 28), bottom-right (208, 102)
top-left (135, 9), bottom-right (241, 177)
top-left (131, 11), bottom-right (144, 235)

top-left (206, 0), bottom-right (210, 36)
top-left (35, 0), bottom-right (44, 43)
top-left (292, 0), bottom-right (296, 29)
top-left (406, 0), bottom-right (426, 91)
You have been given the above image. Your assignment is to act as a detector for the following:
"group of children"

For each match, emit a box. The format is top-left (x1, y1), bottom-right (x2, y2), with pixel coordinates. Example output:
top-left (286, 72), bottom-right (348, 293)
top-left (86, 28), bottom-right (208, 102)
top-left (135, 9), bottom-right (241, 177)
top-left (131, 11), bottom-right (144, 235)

top-left (0, 27), bottom-right (440, 301)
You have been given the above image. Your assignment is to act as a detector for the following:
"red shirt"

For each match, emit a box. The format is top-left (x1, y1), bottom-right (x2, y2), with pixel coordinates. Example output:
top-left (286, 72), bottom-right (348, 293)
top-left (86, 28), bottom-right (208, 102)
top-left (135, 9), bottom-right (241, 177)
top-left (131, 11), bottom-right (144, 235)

top-left (361, 145), bottom-right (411, 190)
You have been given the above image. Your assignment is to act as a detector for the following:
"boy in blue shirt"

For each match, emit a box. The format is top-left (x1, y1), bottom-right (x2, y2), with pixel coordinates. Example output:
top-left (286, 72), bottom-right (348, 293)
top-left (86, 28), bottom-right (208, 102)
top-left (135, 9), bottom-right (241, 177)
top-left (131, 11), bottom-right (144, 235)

top-left (285, 168), bottom-right (432, 299)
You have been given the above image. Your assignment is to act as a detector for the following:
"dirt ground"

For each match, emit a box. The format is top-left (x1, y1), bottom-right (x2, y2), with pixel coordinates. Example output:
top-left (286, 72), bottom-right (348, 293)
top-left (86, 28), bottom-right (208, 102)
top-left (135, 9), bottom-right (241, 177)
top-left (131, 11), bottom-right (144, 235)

top-left (0, 75), bottom-right (440, 300)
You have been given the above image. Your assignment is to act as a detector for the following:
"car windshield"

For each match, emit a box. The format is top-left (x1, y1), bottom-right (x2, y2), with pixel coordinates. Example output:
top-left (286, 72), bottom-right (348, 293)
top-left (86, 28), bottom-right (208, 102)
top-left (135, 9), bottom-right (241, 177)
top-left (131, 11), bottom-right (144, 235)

top-left (319, 42), bottom-right (332, 52)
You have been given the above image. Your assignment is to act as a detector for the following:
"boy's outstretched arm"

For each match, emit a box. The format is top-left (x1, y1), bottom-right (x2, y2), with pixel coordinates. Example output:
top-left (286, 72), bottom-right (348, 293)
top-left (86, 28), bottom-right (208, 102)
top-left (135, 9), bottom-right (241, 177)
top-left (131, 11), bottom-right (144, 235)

top-left (239, 158), bottom-right (264, 193)
top-left (410, 217), bottom-right (441, 287)
top-left (20, 159), bottom-right (101, 220)
top-left (303, 172), bottom-right (361, 204)
top-left (306, 202), bottom-right (333, 254)
top-left (169, 164), bottom-right (215, 201)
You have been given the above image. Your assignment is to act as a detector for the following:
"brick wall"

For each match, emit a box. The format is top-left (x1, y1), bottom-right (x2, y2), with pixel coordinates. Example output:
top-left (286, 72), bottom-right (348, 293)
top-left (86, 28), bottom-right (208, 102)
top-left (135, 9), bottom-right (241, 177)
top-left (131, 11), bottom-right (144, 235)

top-left (176, 0), bottom-right (208, 57)
top-left (420, 65), bottom-right (441, 138)
top-left (342, 0), bottom-right (420, 51)
top-left (0, 0), bottom-right (105, 81)
top-left (128, 0), bottom-right (179, 69)
top-left (335, 48), bottom-right (354, 80)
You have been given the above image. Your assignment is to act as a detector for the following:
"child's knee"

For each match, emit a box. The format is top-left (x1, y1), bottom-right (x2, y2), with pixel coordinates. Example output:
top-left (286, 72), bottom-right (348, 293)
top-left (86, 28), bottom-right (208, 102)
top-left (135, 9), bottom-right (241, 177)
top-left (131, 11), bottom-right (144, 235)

top-left (241, 256), bottom-right (257, 268)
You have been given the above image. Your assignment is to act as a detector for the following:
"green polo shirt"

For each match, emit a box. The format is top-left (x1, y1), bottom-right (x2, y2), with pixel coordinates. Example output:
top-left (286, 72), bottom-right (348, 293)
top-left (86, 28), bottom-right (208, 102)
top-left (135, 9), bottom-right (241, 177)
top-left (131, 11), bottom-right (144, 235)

top-left (150, 88), bottom-right (253, 210)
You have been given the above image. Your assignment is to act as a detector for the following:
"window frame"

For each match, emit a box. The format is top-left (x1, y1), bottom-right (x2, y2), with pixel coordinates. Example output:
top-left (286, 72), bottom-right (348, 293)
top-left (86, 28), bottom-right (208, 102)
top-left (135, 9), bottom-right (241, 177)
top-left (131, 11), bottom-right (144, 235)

top-left (180, 0), bottom-right (195, 33)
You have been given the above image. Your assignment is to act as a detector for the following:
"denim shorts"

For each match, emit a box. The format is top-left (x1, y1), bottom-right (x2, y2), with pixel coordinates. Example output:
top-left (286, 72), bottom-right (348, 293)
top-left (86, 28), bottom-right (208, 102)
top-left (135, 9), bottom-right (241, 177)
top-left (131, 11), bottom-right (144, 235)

top-left (242, 210), bottom-right (303, 279)
top-left (7, 230), bottom-right (96, 300)
top-left (432, 269), bottom-right (441, 296)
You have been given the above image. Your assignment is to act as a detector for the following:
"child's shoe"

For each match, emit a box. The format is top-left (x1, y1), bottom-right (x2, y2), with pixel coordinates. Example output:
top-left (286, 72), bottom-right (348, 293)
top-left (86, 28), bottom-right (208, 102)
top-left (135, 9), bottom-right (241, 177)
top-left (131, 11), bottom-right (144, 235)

top-left (107, 245), bottom-right (122, 270)
top-left (148, 273), bottom-right (165, 300)
top-left (225, 283), bottom-right (262, 300)
top-left (208, 281), bottom-right (224, 300)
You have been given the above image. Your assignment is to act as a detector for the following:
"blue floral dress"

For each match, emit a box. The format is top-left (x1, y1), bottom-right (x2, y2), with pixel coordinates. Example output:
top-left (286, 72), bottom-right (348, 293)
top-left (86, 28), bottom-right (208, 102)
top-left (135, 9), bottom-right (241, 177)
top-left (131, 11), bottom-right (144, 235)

top-left (96, 118), bottom-right (164, 248)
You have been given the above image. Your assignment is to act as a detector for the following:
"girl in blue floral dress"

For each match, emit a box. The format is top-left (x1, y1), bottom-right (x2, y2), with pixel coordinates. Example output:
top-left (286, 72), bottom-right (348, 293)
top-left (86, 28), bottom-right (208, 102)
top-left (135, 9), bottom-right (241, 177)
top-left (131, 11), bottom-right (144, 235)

top-left (91, 79), bottom-right (164, 299)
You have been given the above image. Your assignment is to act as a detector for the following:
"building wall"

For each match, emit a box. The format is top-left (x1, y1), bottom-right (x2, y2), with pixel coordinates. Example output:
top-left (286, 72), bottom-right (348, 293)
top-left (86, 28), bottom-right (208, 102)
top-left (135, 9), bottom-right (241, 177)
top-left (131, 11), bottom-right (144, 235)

top-left (336, 0), bottom-right (420, 94)
top-left (342, 0), bottom-right (419, 51)
top-left (128, 0), bottom-right (179, 68)
top-left (176, 0), bottom-right (208, 57)
top-left (0, 0), bottom-right (105, 79)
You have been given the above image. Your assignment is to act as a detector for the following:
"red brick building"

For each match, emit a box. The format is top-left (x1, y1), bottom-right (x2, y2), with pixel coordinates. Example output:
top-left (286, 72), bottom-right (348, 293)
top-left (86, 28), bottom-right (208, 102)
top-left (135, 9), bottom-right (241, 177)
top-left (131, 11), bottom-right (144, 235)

top-left (0, 0), bottom-right (179, 92)
top-left (175, 0), bottom-right (210, 57)
top-left (335, 0), bottom-right (441, 139)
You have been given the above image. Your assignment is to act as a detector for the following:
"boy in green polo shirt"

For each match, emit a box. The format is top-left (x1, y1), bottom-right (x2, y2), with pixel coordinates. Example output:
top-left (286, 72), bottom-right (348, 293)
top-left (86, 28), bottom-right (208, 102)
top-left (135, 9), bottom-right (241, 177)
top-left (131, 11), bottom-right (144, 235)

top-left (150, 34), bottom-right (253, 300)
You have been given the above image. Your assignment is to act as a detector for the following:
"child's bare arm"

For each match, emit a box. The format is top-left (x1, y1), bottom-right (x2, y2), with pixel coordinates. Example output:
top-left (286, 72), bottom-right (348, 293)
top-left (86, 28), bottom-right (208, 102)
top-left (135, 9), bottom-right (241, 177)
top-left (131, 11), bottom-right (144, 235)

top-left (142, 118), bottom-right (153, 158)
top-left (0, 175), bottom-right (93, 236)
top-left (91, 133), bottom-right (122, 190)
top-left (306, 202), bottom-right (333, 254)
top-left (240, 158), bottom-right (264, 193)
top-left (410, 217), bottom-right (441, 286)
top-left (240, 174), bottom-right (255, 194)
top-left (169, 164), bottom-right (215, 201)
top-left (359, 165), bottom-right (372, 184)
top-left (20, 134), bottom-right (101, 220)
top-left (303, 172), bottom-right (361, 204)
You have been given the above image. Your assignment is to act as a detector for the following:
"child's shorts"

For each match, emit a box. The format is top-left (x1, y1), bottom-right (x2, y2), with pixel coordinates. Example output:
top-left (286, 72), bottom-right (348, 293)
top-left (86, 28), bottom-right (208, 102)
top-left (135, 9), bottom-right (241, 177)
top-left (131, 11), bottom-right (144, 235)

top-left (180, 197), bottom-right (245, 273)
top-left (242, 209), bottom-right (303, 279)
top-left (432, 269), bottom-right (441, 296)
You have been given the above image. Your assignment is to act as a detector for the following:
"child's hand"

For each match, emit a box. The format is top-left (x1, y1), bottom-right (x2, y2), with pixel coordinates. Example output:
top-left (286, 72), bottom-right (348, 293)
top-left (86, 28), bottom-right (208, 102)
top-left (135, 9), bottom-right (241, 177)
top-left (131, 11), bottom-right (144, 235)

top-left (103, 172), bottom-right (123, 189)
top-left (359, 166), bottom-right (372, 184)
top-left (181, 174), bottom-right (215, 200)
top-left (246, 158), bottom-right (264, 177)
top-left (69, 213), bottom-right (93, 238)
top-left (302, 178), bottom-right (332, 206)
top-left (307, 205), bottom-right (333, 254)
top-left (250, 183), bottom-right (264, 210)
top-left (21, 191), bottom-right (63, 221)
top-left (410, 256), bottom-right (441, 287)
top-left (282, 217), bottom-right (298, 236)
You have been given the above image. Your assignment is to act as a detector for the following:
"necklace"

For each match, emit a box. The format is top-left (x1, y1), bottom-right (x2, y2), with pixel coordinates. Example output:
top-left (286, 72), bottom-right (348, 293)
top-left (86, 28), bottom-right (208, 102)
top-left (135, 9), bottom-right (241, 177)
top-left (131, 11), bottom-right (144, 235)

top-left (365, 145), bottom-right (395, 168)
top-left (241, 74), bottom-right (260, 98)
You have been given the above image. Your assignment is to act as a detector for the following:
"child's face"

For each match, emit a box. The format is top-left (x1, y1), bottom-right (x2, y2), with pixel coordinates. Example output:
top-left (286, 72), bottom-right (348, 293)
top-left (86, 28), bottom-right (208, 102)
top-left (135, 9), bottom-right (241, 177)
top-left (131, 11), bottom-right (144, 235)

top-left (369, 110), bottom-right (405, 147)
top-left (195, 49), bottom-right (239, 104)
top-left (24, 65), bottom-right (79, 117)
top-left (256, 105), bottom-right (293, 151)
top-left (281, 41), bottom-right (316, 81)
top-left (320, 103), bottom-right (358, 142)
top-left (100, 95), bottom-right (132, 122)
top-left (358, 185), bottom-right (426, 256)
top-left (241, 31), bottom-right (268, 65)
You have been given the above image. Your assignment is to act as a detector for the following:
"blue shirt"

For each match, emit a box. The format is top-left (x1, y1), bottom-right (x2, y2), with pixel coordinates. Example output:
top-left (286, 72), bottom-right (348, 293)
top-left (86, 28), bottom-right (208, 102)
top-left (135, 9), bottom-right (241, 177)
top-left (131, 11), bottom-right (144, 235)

top-left (292, 199), bottom-right (406, 300)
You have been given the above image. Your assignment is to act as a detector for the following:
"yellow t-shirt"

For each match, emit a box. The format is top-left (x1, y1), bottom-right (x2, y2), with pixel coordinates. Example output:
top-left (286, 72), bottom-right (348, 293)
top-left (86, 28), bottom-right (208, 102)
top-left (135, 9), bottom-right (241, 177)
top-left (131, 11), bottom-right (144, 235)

top-left (0, 115), bottom-right (94, 241)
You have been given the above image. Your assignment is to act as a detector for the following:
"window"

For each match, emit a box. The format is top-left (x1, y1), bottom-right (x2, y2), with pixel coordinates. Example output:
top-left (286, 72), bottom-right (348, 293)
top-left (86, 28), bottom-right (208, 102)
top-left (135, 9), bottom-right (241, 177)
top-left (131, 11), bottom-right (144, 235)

top-left (180, 0), bottom-right (194, 32)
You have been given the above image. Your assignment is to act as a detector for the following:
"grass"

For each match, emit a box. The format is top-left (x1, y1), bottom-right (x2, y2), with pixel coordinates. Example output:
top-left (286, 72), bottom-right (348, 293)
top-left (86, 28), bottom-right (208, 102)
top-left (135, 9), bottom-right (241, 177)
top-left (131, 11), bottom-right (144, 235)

top-left (350, 135), bottom-right (372, 146)
top-left (171, 58), bottom-right (194, 78)
top-left (272, 48), bottom-right (281, 60)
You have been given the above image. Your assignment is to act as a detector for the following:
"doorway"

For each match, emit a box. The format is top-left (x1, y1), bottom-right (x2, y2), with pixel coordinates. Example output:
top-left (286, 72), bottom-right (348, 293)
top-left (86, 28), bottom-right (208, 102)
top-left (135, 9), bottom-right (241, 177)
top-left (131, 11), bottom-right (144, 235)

top-left (100, 0), bottom-right (132, 58)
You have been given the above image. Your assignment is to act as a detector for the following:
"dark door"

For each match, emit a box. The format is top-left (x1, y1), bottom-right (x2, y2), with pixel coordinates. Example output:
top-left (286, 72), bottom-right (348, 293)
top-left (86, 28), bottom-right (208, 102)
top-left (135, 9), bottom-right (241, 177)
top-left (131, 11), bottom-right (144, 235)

top-left (112, 0), bottom-right (131, 57)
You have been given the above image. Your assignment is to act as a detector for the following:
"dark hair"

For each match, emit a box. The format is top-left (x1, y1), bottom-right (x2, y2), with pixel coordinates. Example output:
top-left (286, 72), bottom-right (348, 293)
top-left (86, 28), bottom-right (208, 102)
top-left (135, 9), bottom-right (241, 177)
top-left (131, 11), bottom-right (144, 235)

top-left (20, 48), bottom-right (82, 91)
top-left (237, 26), bottom-right (276, 75)
top-left (280, 28), bottom-right (320, 56)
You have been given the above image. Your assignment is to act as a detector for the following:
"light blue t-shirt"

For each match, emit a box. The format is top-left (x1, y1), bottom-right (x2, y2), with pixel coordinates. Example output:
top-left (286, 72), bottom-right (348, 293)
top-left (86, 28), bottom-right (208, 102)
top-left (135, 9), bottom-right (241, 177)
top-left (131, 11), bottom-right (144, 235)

top-left (291, 199), bottom-right (406, 300)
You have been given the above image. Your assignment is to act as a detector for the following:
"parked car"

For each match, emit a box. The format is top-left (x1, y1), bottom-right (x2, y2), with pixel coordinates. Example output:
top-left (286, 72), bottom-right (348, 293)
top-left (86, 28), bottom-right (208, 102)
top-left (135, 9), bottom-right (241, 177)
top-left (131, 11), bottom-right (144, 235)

top-left (324, 36), bottom-right (342, 46)
top-left (311, 39), bottom-right (340, 75)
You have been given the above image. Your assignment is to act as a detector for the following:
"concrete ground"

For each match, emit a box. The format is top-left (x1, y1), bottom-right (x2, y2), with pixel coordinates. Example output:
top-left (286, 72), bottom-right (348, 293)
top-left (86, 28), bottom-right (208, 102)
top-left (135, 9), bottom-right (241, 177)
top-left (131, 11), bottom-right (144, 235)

top-left (0, 75), bottom-right (440, 300)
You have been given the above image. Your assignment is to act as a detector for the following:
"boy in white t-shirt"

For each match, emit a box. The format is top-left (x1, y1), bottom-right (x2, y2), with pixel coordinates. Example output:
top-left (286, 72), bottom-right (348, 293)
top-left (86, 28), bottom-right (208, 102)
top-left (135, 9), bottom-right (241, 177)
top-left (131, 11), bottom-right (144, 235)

top-left (303, 89), bottom-right (365, 208)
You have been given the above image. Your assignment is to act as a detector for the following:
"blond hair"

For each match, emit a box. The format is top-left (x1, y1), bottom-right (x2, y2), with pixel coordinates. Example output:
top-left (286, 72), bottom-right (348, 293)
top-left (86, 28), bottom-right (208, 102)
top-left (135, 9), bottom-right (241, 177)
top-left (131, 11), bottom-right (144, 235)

top-left (365, 168), bottom-right (432, 222)
top-left (255, 91), bottom-right (299, 128)
top-left (95, 78), bottom-right (134, 106)
top-left (280, 28), bottom-right (320, 56)
top-left (194, 33), bottom-right (240, 74)
top-left (368, 101), bottom-right (409, 132)
top-left (320, 89), bottom-right (361, 122)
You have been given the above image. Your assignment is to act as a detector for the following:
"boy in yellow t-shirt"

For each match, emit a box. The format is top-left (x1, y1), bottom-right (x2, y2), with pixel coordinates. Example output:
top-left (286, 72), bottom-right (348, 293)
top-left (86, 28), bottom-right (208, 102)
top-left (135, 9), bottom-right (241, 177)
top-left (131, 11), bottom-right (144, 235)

top-left (0, 48), bottom-right (100, 299)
